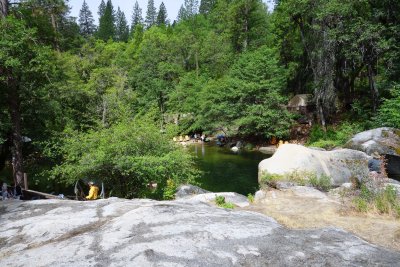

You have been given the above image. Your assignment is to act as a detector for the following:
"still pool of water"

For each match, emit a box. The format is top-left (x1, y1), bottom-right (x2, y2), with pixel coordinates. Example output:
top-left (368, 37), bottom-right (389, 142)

top-left (190, 144), bottom-right (270, 196)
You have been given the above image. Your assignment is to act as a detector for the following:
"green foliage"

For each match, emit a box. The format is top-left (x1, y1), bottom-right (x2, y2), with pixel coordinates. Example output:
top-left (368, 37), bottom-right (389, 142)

top-left (353, 197), bottom-right (369, 213)
top-left (198, 46), bottom-right (292, 139)
top-left (156, 2), bottom-right (168, 26)
top-left (307, 122), bottom-right (364, 149)
top-left (97, 0), bottom-right (115, 41)
top-left (50, 118), bottom-right (200, 199)
top-left (145, 0), bottom-right (157, 28)
top-left (247, 193), bottom-right (255, 203)
top-left (115, 7), bottom-right (129, 42)
top-left (375, 85), bottom-right (400, 128)
top-left (261, 170), bottom-right (332, 191)
top-left (79, 0), bottom-right (96, 38)
top-left (352, 183), bottom-right (400, 216)
top-left (215, 195), bottom-right (235, 209)
top-left (162, 179), bottom-right (176, 200)
top-left (308, 174), bottom-right (331, 192)
top-left (131, 1), bottom-right (143, 34)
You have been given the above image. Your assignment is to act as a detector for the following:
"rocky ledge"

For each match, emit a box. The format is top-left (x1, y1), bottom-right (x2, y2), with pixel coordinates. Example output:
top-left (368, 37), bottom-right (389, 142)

top-left (1, 198), bottom-right (400, 266)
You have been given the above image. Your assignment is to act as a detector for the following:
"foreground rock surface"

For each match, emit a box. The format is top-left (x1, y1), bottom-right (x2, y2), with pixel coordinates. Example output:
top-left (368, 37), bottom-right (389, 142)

top-left (1, 199), bottom-right (400, 266)
top-left (259, 144), bottom-right (370, 186)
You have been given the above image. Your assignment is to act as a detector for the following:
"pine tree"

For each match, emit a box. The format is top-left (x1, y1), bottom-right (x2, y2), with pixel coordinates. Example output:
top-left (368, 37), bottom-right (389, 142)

top-left (145, 0), bottom-right (157, 28)
top-left (177, 5), bottom-right (186, 21)
top-left (131, 0), bottom-right (143, 33)
top-left (98, 0), bottom-right (106, 20)
top-left (184, 0), bottom-right (199, 17)
top-left (199, 0), bottom-right (216, 15)
top-left (156, 2), bottom-right (168, 26)
top-left (97, 0), bottom-right (115, 41)
top-left (78, 0), bottom-right (96, 37)
top-left (115, 7), bottom-right (129, 42)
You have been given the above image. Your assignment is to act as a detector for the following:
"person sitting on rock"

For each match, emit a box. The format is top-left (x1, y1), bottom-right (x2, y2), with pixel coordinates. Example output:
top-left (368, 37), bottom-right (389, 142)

top-left (86, 181), bottom-right (99, 200)
top-left (368, 151), bottom-right (382, 173)
top-left (2, 182), bottom-right (9, 200)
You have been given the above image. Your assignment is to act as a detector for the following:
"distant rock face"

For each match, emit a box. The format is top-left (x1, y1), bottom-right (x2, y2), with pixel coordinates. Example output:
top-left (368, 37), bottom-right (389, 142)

top-left (345, 127), bottom-right (400, 156)
top-left (258, 144), bottom-right (370, 186)
top-left (1, 199), bottom-right (400, 266)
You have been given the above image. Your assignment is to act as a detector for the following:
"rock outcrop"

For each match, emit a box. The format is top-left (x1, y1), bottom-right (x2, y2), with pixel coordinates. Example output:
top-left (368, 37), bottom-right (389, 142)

top-left (345, 127), bottom-right (400, 156)
top-left (258, 144), bottom-right (370, 186)
top-left (1, 199), bottom-right (400, 266)
top-left (345, 128), bottom-right (400, 179)
top-left (175, 184), bottom-right (210, 199)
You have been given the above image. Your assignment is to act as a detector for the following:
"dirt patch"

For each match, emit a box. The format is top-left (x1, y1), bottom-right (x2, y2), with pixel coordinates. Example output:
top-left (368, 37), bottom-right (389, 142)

top-left (241, 188), bottom-right (400, 251)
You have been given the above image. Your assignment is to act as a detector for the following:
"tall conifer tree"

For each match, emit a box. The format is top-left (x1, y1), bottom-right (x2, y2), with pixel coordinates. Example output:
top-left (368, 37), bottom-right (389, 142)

top-left (184, 0), bottom-right (199, 17)
top-left (177, 5), bottom-right (186, 21)
top-left (199, 0), bottom-right (216, 15)
top-left (156, 2), bottom-right (168, 26)
top-left (145, 0), bottom-right (157, 28)
top-left (98, 0), bottom-right (106, 21)
top-left (115, 7), bottom-right (129, 42)
top-left (131, 0), bottom-right (143, 33)
top-left (97, 0), bottom-right (115, 41)
top-left (79, 0), bottom-right (96, 37)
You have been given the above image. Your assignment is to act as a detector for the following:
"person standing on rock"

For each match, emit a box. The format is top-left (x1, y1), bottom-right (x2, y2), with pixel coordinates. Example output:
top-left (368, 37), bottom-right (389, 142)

top-left (368, 151), bottom-right (382, 173)
top-left (86, 181), bottom-right (99, 200)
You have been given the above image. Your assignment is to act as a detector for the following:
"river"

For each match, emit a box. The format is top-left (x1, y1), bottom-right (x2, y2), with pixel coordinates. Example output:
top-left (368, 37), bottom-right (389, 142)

top-left (190, 143), bottom-right (270, 196)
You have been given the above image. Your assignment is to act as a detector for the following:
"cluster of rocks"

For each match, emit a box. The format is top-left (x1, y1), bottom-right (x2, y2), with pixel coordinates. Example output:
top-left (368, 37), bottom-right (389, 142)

top-left (258, 128), bottom-right (400, 192)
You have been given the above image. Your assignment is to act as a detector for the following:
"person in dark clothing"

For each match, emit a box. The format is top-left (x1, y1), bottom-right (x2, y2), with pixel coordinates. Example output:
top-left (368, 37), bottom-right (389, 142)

top-left (368, 151), bottom-right (382, 173)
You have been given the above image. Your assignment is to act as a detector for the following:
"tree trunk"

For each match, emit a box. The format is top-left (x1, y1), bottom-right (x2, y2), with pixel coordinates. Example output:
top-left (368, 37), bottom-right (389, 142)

top-left (102, 98), bottom-right (107, 127)
top-left (195, 51), bottom-right (199, 78)
top-left (50, 12), bottom-right (60, 51)
top-left (0, 0), bottom-right (8, 18)
top-left (368, 64), bottom-right (379, 112)
top-left (1, 1), bottom-right (24, 186)
top-left (7, 74), bottom-right (24, 186)
top-left (159, 92), bottom-right (165, 131)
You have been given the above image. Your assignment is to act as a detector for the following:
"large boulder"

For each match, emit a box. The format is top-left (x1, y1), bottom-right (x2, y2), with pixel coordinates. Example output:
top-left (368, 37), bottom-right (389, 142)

top-left (345, 127), bottom-right (400, 156)
top-left (345, 128), bottom-right (400, 179)
top-left (258, 144), bottom-right (370, 186)
top-left (1, 199), bottom-right (400, 266)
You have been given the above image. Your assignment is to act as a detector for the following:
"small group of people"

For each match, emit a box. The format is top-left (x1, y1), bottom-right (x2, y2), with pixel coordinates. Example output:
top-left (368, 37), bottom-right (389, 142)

top-left (1, 182), bottom-right (22, 200)
top-left (193, 133), bottom-right (207, 142)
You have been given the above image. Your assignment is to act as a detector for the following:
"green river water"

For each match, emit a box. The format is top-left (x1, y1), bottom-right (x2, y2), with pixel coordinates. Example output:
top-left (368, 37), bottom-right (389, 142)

top-left (190, 144), bottom-right (270, 196)
top-left (1, 144), bottom-right (270, 197)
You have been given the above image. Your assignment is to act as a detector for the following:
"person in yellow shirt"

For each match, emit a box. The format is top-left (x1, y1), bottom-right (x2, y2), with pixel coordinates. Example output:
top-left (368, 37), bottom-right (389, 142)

top-left (86, 181), bottom-right (99, 200)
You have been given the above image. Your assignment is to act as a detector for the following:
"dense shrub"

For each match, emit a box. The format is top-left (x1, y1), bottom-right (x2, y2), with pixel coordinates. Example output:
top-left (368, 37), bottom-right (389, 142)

top-left (307, 122), bottom-right (364, 149)
top-left (375, 85), bottom-right (400, 128)
top-left (50, 118), bottom-right (200, 199)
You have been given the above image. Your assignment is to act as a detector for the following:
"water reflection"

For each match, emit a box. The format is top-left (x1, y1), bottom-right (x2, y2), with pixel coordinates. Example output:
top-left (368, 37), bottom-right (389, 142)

top-left (191, 143), bottom-right (270, 195)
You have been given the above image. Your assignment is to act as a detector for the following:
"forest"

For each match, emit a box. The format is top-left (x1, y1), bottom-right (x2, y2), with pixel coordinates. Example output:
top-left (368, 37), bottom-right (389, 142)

top-left (0, 0), bottom-right (399, 199)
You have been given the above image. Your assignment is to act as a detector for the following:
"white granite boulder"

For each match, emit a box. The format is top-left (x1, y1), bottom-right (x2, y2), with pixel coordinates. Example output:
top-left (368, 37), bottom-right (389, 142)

top-left (258, 144), bottom-right (370, 186)
top-left (345, 127), bottom-right (400, 156)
